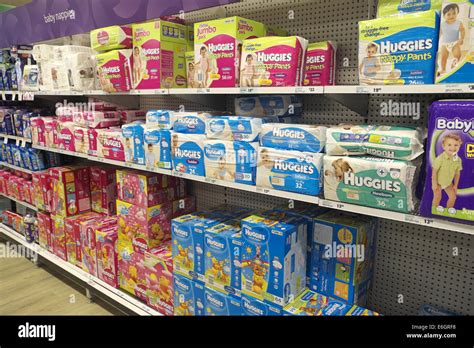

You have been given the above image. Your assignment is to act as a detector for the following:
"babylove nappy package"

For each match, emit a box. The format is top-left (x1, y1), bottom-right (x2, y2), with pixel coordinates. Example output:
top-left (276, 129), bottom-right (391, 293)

top-left (260, 123), bottom-right (327, 153)
top-left (240, 36), bottom-right (308, 87)
top-left (303, 41), bottom-right (337, 86)
top-left (132, 20), bottom-right (187, 89)
top-left (96, 49), bottom-right (133, 92)
top-left (326, 125), bottom-right (425, 160)
top-left (377, 0), bottom-right (442, 17)
top-left (235, 95), bottom-right (303, 117)
top-left (420, 100), bottom-right (474, 224)
top-left (435, 0), bottom-right (474, 84)
top-left (323, 156), bottom-right (419, 213)
top-left (194, 17), bottom-right (266, 88)
top-left (359, 10), bottom-right (440, 85)
top-left (205, 116), bottom-right (262, 142)
top-left (90, 25), bottom-right (132, 51)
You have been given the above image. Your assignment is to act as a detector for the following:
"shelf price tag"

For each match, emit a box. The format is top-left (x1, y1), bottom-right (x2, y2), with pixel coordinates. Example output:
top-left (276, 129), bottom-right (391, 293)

top-left (16, 139), bottom-right (20, 146)
top-left (205, 178), bottom-right (216, 184)
top-left (22, 92), bottom-right (34, 101)
top-left (320, 200), bottom-right (335, 208)
top-left (356, 87), bottom-right (370, 94)
top-left (404, 214), bottom-right (421, 224)
top-left (197, 88), bottom-right (210, 94)
top-left (3, 138), bottom-right (8, 144)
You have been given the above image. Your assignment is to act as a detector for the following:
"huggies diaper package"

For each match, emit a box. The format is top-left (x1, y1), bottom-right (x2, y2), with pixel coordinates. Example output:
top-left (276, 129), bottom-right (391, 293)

top-left (326, 125), bottom-right (425, 160)
top-left (206, 116), bottom-right (262, 142)
top-left (377, 0), bottom-right (442, 17)
top-left (96, 49), bottom-right (133, 92)
top-left (256, 147), bottom-right (324, 196)
top-left (420, 100), bottom-right (474, 224)
top-left (359, 11), bottom-right (440, 85)
top-left (186, 51), bottom-right (198, 87)
top-left (96, 129), bottom-right (126, 161)
top-left (435, 0), bottom-right (474, 83)
top-left (117, 240), bottom-right (147, 300)
top-left (91, 25), bottom-right (132, 51)
top-left (44, 117), bottom-right (59, 148)
top-left (173, 274), bottom-right (205, 316)
top-left (204, 140), bottom-right (258, 185)
top-left (132, 21), bottom-right (187, 89)
top-left (90, 166), bottom-right (117, 215)
top-left (57, 122), bottom-right (76, 152)
top-left (241, 213), bottom-right (307, 306)
top-left (323, 156), bottom-right (419, 213)
top-left (194, 17), bottom-right (266, 88)
top-left (73, 126), bottom-right (89, 154)
top-left (240, 36), bottom-right (308, 87)
top-left (309, 211), bottom-right (377, 306)
top-left (30, 116), bottom-right (46, 146)
top-left (260, 123), bottom-right (327, 153)
top-left (73, 111), bottom-right (120, 129)
top-left (122, 122), bottom-right (146, 165)
top-left (303, 41), bottom-right (337, 86)
top-left (172, 133), bottom-right (206, 176)
top-left (143, 128), bottom-right (172, 170)
top-left (172, 112), bottom-right (212, 134)
top-left (235, 95), bottom-right (303, 117)
top-left (146, 110), bottom-right (174, 129)
top-left (204, 286), bottom-right (242, 316)
top-left (96, 226), bottom-right (119, 288)
top-left (240, 294), bottom-right (283, 316)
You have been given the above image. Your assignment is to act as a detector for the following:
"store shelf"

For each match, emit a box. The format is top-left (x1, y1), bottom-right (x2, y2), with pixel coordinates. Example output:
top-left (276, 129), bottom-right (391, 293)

top-left (0, 134), bottom-right (32, 143)
top-left (0, 193), bottom-right (38, 211)
top-left (325, 84), bottom-right (474, 94)
top-left (0, 162), bottom-right (34, 174)
top-left (169, 86), bottom-right (324, 94)
top-left (0, 223), bottom-right (161, 316)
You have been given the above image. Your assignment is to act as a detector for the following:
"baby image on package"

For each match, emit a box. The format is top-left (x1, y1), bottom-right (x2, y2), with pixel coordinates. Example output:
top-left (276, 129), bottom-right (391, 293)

top-left (435, 0), bottom-right (474, 83)
top-left (359, 10), bottom-right (439, 85)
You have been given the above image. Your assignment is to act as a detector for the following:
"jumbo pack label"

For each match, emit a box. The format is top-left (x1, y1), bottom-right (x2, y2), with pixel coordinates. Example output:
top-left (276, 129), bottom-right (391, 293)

top-left (172, 133), bottom-right (206, 176)
top-left (194, 16), bottom-right (266, 88)
top-left (359, 10), bottom-right (440, 85)
top-left (377, 0), bottom-right (442, 17)
top-left (420, 100), bottom-right (474, 224)
top-left (303, 41), bottom-right (337, 86)
top-left (323, 156), bottom-right (419, 213)
top-left (260, 123), bottom-right (327, 153)
top-left (240, 36), bottom-right (308, 87)
top-left (256, 147), bottom-right (324, 196)
top-left (96, 50), bottom-right (133, 92)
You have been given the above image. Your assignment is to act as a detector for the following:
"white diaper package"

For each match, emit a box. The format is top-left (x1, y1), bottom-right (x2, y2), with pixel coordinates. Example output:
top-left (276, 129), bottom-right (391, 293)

top-left (32, 45), bottom-right (56, 62)
top-left (323, 156), bottom-right (418, 213)
top-left (326, 125), bottom-right (425, 160)
top-left (146, 110), bottom-right (212, 134)
top-left (172, 133), bottom-right (206, 176)
top-left (206, 116), bottom-right (263, 142)
top-left (235, 95), bottom-right (303, 117)
top-left (39, 62), bottom-right (70, 91)
top-left (256, 147), bottom-right (323, 196)
top-left (144, 128), bottom-right (172, 170)
top-left (260, 123), bottom-right (327, 153)
top-left (204, 140), bottom-right (258, 185)
top-left (146, 110), bottom-right (174, 129)
top-left (64, 52), bottom-right (96, 91)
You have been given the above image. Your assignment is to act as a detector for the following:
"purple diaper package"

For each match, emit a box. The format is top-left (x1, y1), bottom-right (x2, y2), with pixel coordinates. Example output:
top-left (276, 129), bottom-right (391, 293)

top-left (420, 100), bottom-right (474, 224)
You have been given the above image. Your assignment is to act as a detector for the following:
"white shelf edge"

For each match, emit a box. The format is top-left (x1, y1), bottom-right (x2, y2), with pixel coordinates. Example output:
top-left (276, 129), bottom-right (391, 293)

top-left (0, 193), bottom-right (38, 211)
top-left (0, 223), bottom-right (162, 316)
top-left (0, 134), bottom-right (32, 143)
top-left (0, 161), bottom-right (34, 174)
top-left (325, 84), bottom-right (474, 94)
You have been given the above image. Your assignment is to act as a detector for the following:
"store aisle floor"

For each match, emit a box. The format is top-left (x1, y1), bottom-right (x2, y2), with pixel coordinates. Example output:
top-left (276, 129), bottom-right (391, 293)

top-left (0, 241), bottom-right (118, 315)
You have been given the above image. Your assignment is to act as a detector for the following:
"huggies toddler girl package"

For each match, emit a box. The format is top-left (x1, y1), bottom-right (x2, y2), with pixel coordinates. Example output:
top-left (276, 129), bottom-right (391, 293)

top-left (96, 129), bottom-right (126, 161)
top-left (359, 11), bottom-right (439, 85)
top-left (91, 25), bottom-right (132, 51)
top-left (323, 156), bottom-right (419, 213)
top-left (435, 0), bottom-right (474, 83)
top-left (144, 128), bottom-right (172, 170)
top-left (96, 50), bottom-right (133, 92)
top-left (303, 41), bottom-right (337, 86)
top-left (256, 147), bottom-right (324, 195)
top-left (206, 116), bottom-right (262, 142)
top-left (204, 140), bottom-right (258, 185)
top-left (194, 17), bottom-right (266, 88)
top-left (377, 0), bottom-right (442, 17)
top-left (420, 100), bottom-right (474, 224)
top-left (172, 133), bottom-right (206, 176)
top-left (240, 36), bottom-right (308, 87)
top-left (260, 123), bottom-right (327, 153)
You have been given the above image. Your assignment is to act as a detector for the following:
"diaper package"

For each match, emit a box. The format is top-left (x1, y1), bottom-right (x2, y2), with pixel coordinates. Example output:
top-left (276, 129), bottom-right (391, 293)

top-left (73, 126), bottom-right (89, 154)
top-left (57, 122), bottom-right (76, 152)
top-left (122, 122), bottom-right (146, 165)
top-left (303, 41), bottom-right (337, 86)
top-left (132, 20), bottom-right (187, 89)
top-left (240, 36), bottom-right (308, 87)
top-left (64, 52), bottom-right (96, 91)
top-left (235, 95), bottom-right (303, 117)
top-left (377, 0), bottom-right (442, 17)
top-left (91, 25), bottom-right (132, 51)
top-left (96, 49), bottom-right (133, 92)
top-left (206, 116), bottom-right (262, 142)
top-left (326, 125), bottom-right (425, 160)
top-left (323, 156), bottom-right (419, 213)
top-left (359, 11), bottom-right (440, 85)
top-left (435, 0), bottom-right (474, 83)
top-left (186, 51), bottom-right (197, 87)
top-left (204, 286), bottom-right (242, 315)
top-left (256, 147), bottom-right (324, 196)
top-left (143, 128), bottom-right (172, 170)
top-left (96, 129), bottom-right (126, 161)
top-left (173, 274), bottom-right (205, 316)
top-left (172, 112), bottom-right (212, 134)
top-left (420, 100), bottom-right (474, 224)
top-left (73, 111), bottom-right (120, 129)
top-left (172, 133), bottom-right (206, 176)
top-left (204, 140), bottom-right (258, 185)
top-left (260, 123), bottom-right (327, 153)
top-left (194, 17), bottom-right (266, 88)
top-left (146, 110), bottom-right (174, 129)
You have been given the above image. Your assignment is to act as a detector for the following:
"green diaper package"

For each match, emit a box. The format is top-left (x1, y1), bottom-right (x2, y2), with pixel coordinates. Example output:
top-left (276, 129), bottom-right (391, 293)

top-left (377, 0), bottom-right (442, 17)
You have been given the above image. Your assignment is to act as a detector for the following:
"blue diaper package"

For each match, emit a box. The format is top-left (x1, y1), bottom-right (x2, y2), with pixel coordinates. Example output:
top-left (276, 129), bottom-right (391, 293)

top-left (13, 110), bottom-right (26, 137)
top-left (22, 112), bottom-right (37, 140)
top-left (173, 274), bottom-right (205, 316)
top-left (206, 116), bottom-right (263, 142)
top-left (4, 143), bottom-right (13, 164)
top-left (204, 286), bottom-right (242, 316)
top-left (0, 110), bottom-right (15, 135)
top-left (359, 10), bottom-right (440, 85)
top-left (240, 294), bottom-right (283, 316)
top-left (235, 95), bottom-right (303, 117)
top-left (256, 147), bottom-right (324, 196)
top-left (27, 148), bottom-right (46, 171)
top-left (144, 128), bottom-right (172, 170)
top-left (122, 122), bottom-right (146, 165)
top-left (260, 123), bottom-right (327, 153)
top-left (146, 110), bottom-right (174, 129)
top-left (172, 133), bottom-right (206, 176)
top-left (172, 112), bottom-right (211, 134)
top-left (204, 140), bottom-right (258, 185)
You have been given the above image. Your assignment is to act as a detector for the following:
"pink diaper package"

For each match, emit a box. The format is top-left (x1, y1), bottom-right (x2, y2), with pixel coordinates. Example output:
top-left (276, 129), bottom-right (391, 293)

top-left (31, 117), bottom-right (47, 146)
top-left (96, 49), bottom-right (133, 92)
top-left (96, 129), bottom-right (126, 161)
top-left (88, 129), bottom-right (99, 157)
top-left (73, 126), bottom-right (89, 154)
top-left (44, 118), bottom-right (59, 148)
top-left (119, 110), bottom-right (146, 123)
top-left (303, 41), bottom-right (337, 86)
top-left (90, 166), bottom-right (117, 215)
top-left (57, 122), bottom-right (76, 151)
top-left (91, 25), bottom-right (132, 52)
top-left (240, 36), bottom-right (308, 87)
top-left (73, 111), bottom-right (121, 129)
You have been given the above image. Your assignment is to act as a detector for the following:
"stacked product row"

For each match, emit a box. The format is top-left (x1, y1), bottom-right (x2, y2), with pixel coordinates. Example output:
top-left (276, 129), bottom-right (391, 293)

top-left (0, 106), bottom-right (46, 138)
top-left (0, 170), bottom-right (35, 205)
top-left (1, 142), bottom-right (62, 171)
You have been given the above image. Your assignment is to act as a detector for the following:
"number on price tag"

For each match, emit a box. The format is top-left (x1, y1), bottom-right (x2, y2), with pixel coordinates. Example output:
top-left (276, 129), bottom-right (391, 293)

top-left (423, 218), bottom-right (434, 225)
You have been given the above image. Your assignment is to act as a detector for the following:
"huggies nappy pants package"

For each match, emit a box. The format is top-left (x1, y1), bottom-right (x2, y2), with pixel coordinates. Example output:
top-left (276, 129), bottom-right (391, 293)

top-left (303, 41), bottom-right (337, 86)
top-left (420, 100), bottom-right (474, 224)
top-left (96, 49), bottom-right (133, 92)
